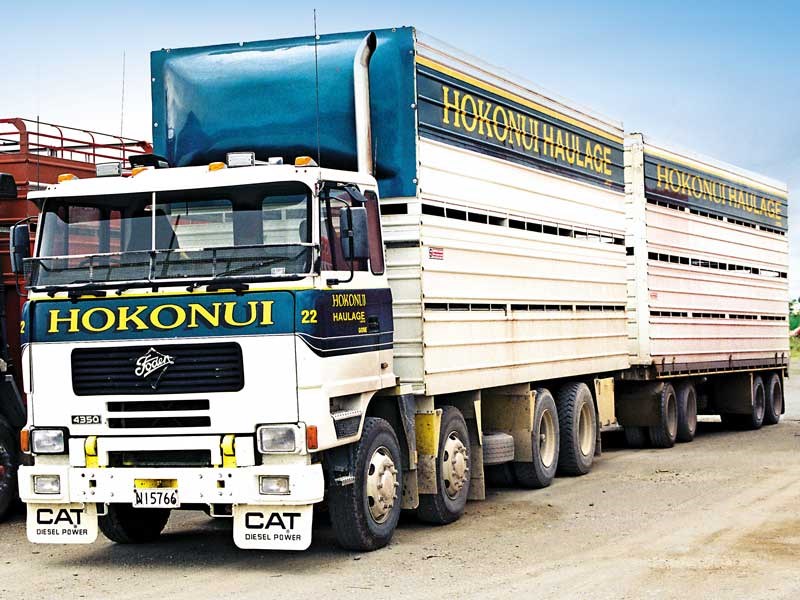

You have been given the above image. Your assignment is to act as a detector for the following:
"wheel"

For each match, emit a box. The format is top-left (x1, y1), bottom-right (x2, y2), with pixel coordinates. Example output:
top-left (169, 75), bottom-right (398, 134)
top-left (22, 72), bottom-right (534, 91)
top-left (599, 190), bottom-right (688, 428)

top-left (417, 406), bottom-right (471, 525)
top-left (555, 382), bottom-right (596, 475)
top-left (512, 388), bottom-right (559, 489)
top-left (721, 374), bottom-right (766, 430)
top-left (648, 383), bottom-right (678, 448)
top-left (624, 426), bottom-right (648, 448)
top-left (675, 381), bottom-right (698, 443)
top-left (0, 421), bottom-right (18, 522)
top-left (482, 431), bottom-right (515, 465)
top-left (763, 373), bottom-right (783, 425)
top-left (328, 417), bottom-right (403, 551)
top-left (98, 504), bottom-right (171, 543)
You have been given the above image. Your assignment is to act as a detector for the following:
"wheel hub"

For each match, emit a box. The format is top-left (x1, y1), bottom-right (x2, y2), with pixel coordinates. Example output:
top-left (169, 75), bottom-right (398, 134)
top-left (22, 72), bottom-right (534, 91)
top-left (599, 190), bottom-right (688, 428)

top-left (442, 432), bottom-right (469, 499)
top-left (578, 402), bottom-right (593, 456)
top-left (366, 446), bottom-right (398, 523)
top-left (539, 409), bottom-right (557, 468)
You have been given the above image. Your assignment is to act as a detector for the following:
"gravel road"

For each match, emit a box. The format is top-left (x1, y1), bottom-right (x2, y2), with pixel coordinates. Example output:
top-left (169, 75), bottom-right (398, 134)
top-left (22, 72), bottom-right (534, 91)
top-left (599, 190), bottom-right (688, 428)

top-left (2, 372), bottom-right (798, 600)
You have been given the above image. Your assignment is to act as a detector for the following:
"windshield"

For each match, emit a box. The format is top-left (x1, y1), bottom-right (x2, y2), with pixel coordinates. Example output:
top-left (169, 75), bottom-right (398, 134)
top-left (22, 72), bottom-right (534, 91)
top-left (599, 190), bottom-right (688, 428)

top-left (30, 182), bottom-right (312, 289)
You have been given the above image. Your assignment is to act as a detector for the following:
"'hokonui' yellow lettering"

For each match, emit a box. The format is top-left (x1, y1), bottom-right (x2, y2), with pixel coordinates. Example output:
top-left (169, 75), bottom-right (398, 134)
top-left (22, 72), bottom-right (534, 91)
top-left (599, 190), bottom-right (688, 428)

top-left (188, 303), bottom-right (221, 329)
top-left (48, 308), bottom-right (80, 333)
top-left (461, 94), bottom-right (478, 132)
top-left (150, 304), bottom-right (187, 330)
top-left (117, 305), bottom-right (149, 331)
top-left (259, 301), bottom-right (274, 325)
top-left (81, 307), bottom-right (115, 333)
top-left (223, 301), bottom-right (258, 327)
top-left (442, 86), bottom-right (461, 127)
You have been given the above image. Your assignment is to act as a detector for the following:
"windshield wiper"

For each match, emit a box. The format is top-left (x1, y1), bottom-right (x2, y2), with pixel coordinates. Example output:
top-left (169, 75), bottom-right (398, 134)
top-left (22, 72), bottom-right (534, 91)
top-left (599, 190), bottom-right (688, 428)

top-left (211, 256), bottom-right (287, 279)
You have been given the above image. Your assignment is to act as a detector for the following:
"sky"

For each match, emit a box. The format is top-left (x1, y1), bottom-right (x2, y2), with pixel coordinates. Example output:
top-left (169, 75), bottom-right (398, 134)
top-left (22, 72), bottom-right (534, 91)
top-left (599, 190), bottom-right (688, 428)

top-left (3, 1), bottom-right (798, 293)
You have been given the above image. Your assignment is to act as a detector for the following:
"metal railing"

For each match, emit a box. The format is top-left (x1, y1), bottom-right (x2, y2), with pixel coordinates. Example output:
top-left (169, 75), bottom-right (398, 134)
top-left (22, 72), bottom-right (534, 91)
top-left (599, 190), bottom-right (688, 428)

top-left (0, 117), bottom-right (152, 167)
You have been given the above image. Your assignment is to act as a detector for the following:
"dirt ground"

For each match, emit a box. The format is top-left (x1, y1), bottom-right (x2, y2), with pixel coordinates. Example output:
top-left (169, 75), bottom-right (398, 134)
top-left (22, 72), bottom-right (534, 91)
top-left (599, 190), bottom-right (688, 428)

top-left (1, 372), bottom-right (799, 600)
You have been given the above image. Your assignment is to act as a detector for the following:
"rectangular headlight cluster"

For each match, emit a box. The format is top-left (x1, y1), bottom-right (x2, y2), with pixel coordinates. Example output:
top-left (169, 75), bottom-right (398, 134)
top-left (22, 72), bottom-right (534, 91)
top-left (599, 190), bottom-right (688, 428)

top-left (256, 425), bottom-right (300, 453)
top-left (33, 474), bottom-right (61, 495)
top-left (259, 475), bottom-right (290, 495)
top-left (31, 429), bottom-right (66, 454)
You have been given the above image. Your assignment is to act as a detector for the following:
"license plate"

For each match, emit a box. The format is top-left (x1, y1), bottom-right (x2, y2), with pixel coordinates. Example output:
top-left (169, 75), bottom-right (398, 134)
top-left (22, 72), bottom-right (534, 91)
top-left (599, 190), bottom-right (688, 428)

top-left (233, 504), bottom-right (313, 550)
top-left (133, 479), bottom-right (179, 508)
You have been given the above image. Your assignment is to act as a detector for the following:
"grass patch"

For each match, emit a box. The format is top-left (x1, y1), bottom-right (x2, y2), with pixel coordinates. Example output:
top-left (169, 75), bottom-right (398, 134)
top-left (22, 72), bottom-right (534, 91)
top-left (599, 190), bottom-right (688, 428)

top-left (791, 336), bottom-right (800, 362)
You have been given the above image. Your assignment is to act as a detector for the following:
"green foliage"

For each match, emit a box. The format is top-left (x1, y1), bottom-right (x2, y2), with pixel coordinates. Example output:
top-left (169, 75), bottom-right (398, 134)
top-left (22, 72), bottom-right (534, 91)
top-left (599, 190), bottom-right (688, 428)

top-left (791, 336), bottom-right (800, 361)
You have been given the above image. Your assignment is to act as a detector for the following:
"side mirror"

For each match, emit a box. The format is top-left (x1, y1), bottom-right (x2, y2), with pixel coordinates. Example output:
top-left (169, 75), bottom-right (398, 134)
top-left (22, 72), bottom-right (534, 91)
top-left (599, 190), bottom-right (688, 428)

top-left (10, 224), bottom-right (31, 276)
top-left (0, 174), bottom-right (17, 200)
top-left (340, 206), bottom-right (370, 261)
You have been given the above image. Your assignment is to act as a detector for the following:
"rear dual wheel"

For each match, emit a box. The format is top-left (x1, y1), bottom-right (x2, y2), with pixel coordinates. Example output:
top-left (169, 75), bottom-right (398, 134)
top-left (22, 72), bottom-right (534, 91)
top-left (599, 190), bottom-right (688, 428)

top-left (676, 382), bottom-right (698, 443)
top-left (513, 389), bottom-right (559, 488)
top-left (721, 375), bottom-right (766, 430)
top-left (763, 372), bottom-right (783, 426)
top-left (623, 383), bottom-right (680, 449)
top-left (649, 383), bottom-right (678, 448)
top-left (417, 406), bottom-right (471, 525)
top-left (555, 383), bottom-right (596, 476)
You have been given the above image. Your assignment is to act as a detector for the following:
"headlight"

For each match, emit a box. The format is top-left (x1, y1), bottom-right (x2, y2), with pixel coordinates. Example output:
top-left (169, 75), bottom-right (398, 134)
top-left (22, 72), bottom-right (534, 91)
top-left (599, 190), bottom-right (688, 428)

top-left (31, 429), bottom-right (66, 454)
top-left (257, 425), bottom-right (300, 453)
top-left (259, 475), bottom-right (290, 495)
top-left (33, 474), bottom-right (61, 494)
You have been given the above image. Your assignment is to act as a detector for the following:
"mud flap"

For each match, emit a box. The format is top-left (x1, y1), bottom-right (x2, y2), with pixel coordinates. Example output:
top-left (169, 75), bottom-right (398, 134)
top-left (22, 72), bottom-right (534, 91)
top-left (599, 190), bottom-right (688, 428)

top-left (233, 504), bottom-right (313, 550)
top-left (27, 503), bottom-right (98, 544)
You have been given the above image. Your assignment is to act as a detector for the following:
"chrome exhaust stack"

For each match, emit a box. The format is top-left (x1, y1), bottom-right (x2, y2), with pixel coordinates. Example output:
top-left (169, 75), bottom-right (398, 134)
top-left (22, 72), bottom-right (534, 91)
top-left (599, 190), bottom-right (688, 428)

top-left (353, 32), bottom-right (377, 177)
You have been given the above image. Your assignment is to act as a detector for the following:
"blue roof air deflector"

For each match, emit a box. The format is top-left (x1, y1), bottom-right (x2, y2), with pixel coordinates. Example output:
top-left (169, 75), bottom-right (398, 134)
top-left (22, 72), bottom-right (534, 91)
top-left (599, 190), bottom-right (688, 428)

top-left (150, 27), bottom-right (418, 198)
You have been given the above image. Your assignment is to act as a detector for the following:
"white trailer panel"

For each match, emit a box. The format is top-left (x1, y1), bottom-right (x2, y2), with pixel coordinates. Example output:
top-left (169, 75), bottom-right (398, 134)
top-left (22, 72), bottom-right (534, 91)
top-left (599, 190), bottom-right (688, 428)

top-left (626, 134), bottom-right (789, 374)
top-left (384, 37), bottom-right (629, 396)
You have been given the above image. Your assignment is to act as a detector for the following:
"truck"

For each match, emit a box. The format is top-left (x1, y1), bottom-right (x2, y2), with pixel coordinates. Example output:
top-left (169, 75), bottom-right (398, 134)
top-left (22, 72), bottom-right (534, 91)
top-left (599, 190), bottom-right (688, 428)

top-left (14, 27), bottom-right (788, 551)
top-left (0, 118), bottom-right (151, 520)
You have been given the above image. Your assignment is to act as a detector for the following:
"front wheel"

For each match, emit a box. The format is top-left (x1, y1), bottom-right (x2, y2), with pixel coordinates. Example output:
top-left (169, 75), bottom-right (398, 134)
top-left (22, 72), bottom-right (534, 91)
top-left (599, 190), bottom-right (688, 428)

top-left (513, 388), bottom-right (559, 489)
top-left (98, 504), bottom-right (171, 543)
top-left (328, 417), bottom-right (403, 551)
top-left (417, 406), bottom-right (471, 525)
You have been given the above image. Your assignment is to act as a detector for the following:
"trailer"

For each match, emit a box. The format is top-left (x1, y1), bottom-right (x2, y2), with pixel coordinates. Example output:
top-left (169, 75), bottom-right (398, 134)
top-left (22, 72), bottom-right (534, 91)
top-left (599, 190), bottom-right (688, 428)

top-left (620, 135), bottom-right (788, 445)
top-left (0, 118), bottom-right (151, 520)
top-left (14, 27), bottom-right (788, 551)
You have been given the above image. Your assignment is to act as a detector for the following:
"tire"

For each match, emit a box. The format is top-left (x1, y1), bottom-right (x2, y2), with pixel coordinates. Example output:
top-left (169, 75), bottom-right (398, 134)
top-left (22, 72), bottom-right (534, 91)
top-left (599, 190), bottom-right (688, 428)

top-left (0, 421), bottom-right (18, 522)
top-left (482, 431), bottom-right (515, 465)
top-left (763, 373), bottom-right (783, 426)
top-left (417, 406), bottom-right (471, 525)
top-left (721, 374), bottom-right (766, 430)
top-left (512, 388), bottom-right (559, 489)
top-left (624, 426), bottom-right (648, 448)
top-left (328, 417), bottom-right (403, 551)
top-left (648, 382), bottom-right (678, 448)
top-left (675, 381), bottom-right (698, 443)
top-left (98, 504), bottom-right (171, 543)
top-left (485, 463), bottom-right (516, 487)
top-left (555, 382), bottom-right (596, 476)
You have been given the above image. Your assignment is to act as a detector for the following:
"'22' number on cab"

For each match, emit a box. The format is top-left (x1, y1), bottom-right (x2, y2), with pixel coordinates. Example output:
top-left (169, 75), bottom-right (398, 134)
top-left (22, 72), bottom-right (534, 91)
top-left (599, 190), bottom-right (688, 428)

top-left (300, 309), bottom-right (318, 324)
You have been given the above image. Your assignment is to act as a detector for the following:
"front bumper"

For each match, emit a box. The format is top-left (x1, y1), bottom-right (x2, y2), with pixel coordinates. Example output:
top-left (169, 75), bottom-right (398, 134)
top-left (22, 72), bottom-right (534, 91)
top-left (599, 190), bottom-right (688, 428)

top-left (18, 462), bottom-right (324, 506)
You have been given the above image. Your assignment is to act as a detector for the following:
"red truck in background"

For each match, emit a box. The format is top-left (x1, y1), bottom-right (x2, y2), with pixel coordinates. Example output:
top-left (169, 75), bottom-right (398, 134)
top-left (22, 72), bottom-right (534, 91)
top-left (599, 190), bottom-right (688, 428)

top-left (0, 117), bottom-right (151, 520)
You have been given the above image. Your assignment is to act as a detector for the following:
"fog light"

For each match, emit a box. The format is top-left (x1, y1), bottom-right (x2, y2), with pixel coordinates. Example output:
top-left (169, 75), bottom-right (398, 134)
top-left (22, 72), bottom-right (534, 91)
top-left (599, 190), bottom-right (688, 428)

top-left (259, 475), bottom-right (290, 495)
top-left (257, 426), bottom-right (298, 453)
top-left (33, 474), bottom-right (61, 495)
